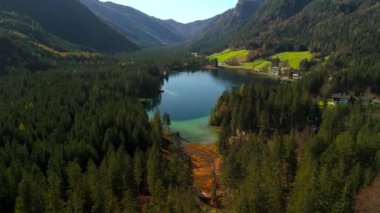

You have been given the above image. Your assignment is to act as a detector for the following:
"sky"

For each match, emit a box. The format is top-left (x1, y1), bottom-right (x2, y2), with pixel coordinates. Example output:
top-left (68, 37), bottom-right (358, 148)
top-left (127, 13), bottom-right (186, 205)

top-left (100, 0), bottom-right (238, 23)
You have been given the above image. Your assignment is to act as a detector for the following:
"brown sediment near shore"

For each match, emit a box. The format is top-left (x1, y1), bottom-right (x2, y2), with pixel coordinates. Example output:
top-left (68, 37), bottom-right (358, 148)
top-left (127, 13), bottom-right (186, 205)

top-left (183, 142), bottom-right (222, 204)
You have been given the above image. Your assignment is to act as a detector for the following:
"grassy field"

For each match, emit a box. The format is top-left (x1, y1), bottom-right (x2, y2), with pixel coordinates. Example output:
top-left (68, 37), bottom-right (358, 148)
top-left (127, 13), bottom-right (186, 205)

top-left (250, 59), bottom-right (272, 70)
top-left (210, 49), bottom-right (313, 71)
top-left (210, 49), bottom-right (249, 63)
top-left (272, 51), bottom-right (313, 69)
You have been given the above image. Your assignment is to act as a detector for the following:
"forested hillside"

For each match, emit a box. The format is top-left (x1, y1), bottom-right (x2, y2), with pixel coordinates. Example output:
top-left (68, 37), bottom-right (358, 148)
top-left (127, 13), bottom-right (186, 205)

top-left (0, 11), bottom-right (101, 75)
top-left (231, 0), bottom-right (378, 54)
top-left (0, 0), bottom-right (138, 52)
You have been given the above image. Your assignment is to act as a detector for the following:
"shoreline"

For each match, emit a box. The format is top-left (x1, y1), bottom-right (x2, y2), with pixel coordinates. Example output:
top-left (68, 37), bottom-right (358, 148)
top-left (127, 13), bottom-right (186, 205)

top-left (218, 66), bottom-right (293, 81)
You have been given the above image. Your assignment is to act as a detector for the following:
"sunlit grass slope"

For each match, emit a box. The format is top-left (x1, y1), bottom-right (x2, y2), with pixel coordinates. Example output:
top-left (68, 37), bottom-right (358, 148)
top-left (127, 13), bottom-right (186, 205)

top-left (249, 59), bottom-right (272, 70)
top-left (272, 51), bottom-right (313, 69)
top-left (210, 49), bottom-right (249, 63)
top-left (210, 49), bottom-right (313, 71)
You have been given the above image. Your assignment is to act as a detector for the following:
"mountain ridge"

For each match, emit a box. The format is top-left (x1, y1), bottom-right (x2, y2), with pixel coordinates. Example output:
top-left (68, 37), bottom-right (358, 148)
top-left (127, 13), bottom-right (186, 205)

top-left (79, 0), bottom-right (186, 46)
top-left (163, 18), bottom-right (213, 40)
top-left (79, 0), bottom-right (214, 46)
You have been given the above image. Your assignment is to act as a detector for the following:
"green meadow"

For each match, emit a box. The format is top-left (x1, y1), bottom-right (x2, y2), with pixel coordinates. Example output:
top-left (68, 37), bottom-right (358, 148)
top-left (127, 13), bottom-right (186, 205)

top-left (210, 49), bottom-right (313, 71)
top-left (249, 59), bottom-right (272, 70)
top-left (210, 49), bottom-right (249, 63)
top-left (272, 51), bottom-right (313, 69)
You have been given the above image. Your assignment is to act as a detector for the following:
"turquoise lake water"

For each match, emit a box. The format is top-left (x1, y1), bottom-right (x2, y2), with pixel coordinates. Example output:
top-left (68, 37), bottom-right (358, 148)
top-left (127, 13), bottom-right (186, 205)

top-left (149, 69), bottom-right (278, 144)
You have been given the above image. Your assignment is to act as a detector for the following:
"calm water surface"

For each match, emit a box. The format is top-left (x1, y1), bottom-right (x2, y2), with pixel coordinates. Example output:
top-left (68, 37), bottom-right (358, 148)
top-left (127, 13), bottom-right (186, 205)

top-left (150, 69), bottom-right (278, 144)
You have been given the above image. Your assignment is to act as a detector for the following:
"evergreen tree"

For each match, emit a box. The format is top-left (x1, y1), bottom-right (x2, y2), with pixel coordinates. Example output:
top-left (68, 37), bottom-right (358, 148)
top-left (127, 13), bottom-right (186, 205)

top-left (147, 145), bottom-right (162, 197)
top-left (15, 169), bottom-right (46, 213)
top-left (45, 170), bottom-right (65, 212)
top-left (162, 113), bottom-right (171, 129)
top-left (133, 149), bottom-right (144, 194)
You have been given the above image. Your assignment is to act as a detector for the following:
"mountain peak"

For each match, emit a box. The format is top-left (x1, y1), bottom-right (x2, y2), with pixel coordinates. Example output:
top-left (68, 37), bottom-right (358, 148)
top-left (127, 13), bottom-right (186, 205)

top-left (236, 0), bottom-right (262, 6)
top-left (234, 0), bottom-right (262, 19)
top-left (237, 0), bottom-right (260, 3)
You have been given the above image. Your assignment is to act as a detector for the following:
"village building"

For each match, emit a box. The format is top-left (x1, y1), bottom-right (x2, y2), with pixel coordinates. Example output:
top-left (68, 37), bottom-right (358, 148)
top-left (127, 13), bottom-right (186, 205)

top-left (272, 66), bottom-right (280, 76)
top-left (332, 93), bottom-right (355, 104)
top-left (292, 73), bottom-right (300, 79)
top-left (280, 67), bottom-right (291, 76)
top-left (372, 98), bottom-right (380, 105)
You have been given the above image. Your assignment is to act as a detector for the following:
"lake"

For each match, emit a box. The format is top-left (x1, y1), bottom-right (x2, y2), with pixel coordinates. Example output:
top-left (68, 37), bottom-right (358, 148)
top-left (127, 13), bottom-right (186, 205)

top-left (149, 69), bottom-right (278, 144)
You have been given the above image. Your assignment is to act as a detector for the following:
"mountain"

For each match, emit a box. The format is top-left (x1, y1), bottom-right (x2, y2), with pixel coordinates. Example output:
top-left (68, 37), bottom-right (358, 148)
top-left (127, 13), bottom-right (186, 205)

top-left (79, 0), bottom-right (186, 46)
top-left (164, 18), bottom-right (213, 40)
top-left (0, 0), bottom-right (138, 52)
top-left (189, 0), bottom-right (263, 53)
top-left (231, 0), bottom-right (379, 56)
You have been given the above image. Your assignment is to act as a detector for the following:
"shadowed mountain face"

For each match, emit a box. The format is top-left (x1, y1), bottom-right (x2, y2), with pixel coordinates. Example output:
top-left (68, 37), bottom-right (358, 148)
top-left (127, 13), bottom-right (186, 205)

top-left (79, 0), bottom-right (186, 46)
top-left (0, 11), bottom-right (96, 74)
top-left (0, 0), bottom-right (138, 52)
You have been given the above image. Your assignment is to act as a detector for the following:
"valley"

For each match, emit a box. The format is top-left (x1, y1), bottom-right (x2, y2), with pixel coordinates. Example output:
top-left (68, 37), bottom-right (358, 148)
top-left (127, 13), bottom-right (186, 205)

top-left (0, 0), bottom-right (379, 212)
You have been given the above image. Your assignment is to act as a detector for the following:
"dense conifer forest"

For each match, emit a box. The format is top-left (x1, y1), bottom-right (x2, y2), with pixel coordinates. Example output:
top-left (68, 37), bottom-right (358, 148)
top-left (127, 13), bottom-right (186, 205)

top-left (210, 78), bottom-right (380, 212)
top-left (0, 64), bottom-right (203, 212)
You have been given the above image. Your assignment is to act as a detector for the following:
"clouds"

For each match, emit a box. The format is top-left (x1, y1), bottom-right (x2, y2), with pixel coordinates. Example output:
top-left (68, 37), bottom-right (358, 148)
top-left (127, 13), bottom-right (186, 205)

top-left (100, 0), bottom-right (237, 23)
